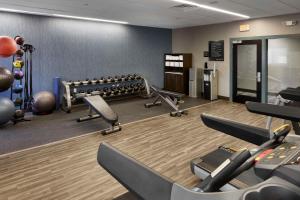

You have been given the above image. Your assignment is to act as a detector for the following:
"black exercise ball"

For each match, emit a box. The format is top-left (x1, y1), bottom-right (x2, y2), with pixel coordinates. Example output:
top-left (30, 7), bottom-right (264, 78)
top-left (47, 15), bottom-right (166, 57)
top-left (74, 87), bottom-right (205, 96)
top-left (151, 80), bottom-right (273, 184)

top-left (0, 67), bottom-right (14, 92)
top-left (0, 98), bottom-right (15, 125)
top-left (32, 91), bottom-right (56, 115)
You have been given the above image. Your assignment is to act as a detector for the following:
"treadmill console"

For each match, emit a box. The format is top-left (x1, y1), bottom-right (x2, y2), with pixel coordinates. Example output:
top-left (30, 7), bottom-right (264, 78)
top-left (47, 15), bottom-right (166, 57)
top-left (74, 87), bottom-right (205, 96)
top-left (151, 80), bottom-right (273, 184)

top-left (255, 142), bottom-right (300, 179)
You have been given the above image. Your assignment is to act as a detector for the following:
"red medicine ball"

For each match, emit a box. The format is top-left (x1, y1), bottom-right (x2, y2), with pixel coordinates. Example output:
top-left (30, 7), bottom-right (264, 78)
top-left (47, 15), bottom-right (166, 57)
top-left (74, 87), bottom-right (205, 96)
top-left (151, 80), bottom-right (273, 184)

top-left (0, 36), bottom-right (17, 58)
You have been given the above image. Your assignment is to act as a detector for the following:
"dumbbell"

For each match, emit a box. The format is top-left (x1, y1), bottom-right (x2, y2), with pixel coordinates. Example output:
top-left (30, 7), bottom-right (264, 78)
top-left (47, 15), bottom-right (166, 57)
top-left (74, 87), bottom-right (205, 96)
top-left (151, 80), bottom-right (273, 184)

top-left (127, 86), bottom-right (133, 93)
top-left (82, 78), bottom-right (89, 85)
top-left (121, 75), bottom-right (128, 81)
top-left (119, 86), bottom-right (126, 94)
top-left (69, 80), bottom-right (76, 87)
top-left (99, 77), bottom-right (105, 84)
top-left (127, 74), bottom-right (133, 80)
top-left (110, 86), bottom-right (117, 95)
top-left (134, 74), bottom-right (142, 80)
top-left (107, 76), bottom-right (113, 83)
top-left (114, 75), bottom-right (121, 82)
top-left (131, 83), bottom-right (139, 91)
top-left (91, 78), bottom-right (98, 85)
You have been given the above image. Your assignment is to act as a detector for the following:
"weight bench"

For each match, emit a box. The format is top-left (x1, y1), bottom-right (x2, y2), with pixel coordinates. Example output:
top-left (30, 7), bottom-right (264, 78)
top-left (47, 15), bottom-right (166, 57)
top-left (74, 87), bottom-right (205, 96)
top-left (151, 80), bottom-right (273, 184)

top-left (144, 85), bottom-right (187, 117)
top-left (77, 95), bottom-right (121, 135)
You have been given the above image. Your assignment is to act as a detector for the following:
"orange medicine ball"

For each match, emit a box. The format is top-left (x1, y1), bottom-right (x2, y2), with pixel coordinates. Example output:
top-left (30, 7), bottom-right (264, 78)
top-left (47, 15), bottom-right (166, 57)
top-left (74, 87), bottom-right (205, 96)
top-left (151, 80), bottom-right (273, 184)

top-left (0, 36), bottom-right (17, 58)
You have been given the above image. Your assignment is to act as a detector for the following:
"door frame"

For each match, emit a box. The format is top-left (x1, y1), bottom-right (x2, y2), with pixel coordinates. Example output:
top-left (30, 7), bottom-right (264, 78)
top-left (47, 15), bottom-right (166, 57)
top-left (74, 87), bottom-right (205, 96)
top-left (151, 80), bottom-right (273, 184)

top-left (230, 34), bottom-right (300, 103)
top-left (232, 40), bottom-right (262, 103)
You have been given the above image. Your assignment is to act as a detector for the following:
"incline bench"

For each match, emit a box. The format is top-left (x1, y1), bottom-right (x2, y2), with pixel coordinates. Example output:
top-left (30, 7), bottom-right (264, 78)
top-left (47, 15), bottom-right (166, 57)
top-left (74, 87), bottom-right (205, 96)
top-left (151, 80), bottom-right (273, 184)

top-left (144, 85), bottom-right (187, 117)
top-left (77, 95), bottom-right (121, 135)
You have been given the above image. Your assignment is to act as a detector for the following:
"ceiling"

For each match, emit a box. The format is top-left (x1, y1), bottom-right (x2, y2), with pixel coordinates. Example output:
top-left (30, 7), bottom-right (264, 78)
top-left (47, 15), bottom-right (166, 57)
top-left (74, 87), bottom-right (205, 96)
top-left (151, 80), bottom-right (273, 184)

top-left (0, 0), bottom-right (299, 28)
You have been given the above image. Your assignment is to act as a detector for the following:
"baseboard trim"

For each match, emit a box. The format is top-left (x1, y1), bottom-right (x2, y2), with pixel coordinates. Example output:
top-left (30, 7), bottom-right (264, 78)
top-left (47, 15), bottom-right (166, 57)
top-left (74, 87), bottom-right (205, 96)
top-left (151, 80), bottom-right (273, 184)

top-left (218, 95), bottom-right (230, 101)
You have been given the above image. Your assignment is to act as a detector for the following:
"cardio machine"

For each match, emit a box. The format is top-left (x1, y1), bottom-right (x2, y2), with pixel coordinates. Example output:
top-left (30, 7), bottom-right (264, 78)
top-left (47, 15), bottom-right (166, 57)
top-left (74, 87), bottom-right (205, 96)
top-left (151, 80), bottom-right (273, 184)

top-left (97, 101), bottom-right (300, 200)
top-left (266, 87), bottom-right (300, 135)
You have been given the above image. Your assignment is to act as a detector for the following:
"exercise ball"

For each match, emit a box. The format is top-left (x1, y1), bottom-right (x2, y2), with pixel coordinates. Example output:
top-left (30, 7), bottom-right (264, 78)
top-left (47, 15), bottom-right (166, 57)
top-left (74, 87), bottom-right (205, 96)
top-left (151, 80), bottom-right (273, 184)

top-left (0, 36), bottom-right (17, 57)
top-left (0, 67), bottom-right (14, 92)
top-left (0, 98), bottom-right (15, 125)
top-left (32, 91), bottom-right (56, 115)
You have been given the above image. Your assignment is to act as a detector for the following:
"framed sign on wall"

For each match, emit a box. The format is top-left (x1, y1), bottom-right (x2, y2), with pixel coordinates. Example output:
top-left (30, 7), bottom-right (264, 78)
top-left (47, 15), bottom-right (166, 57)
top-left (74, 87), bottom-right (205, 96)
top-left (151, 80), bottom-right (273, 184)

top-left (209, 40), bottom-right (224, 61)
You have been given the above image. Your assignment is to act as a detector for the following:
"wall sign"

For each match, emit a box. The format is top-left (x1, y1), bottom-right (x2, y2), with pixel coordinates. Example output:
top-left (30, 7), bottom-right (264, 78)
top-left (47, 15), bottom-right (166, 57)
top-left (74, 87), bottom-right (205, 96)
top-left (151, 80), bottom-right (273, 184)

top-left (209, 40), bottom-right (224, 61)
top-left (240, 24), bottom-right (250, 32)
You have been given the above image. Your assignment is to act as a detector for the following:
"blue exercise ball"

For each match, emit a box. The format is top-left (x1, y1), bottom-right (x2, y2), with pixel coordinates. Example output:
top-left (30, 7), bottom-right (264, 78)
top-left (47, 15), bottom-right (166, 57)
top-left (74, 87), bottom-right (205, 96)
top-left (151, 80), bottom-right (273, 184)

top-left (0, 98), bottom-right (15, 125)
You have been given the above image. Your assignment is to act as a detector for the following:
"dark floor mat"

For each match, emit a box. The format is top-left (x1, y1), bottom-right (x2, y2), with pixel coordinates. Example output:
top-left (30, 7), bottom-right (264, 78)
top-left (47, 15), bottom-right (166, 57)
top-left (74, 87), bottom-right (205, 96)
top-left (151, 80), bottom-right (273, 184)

top-left (0, 97), bottom-right (209, 155)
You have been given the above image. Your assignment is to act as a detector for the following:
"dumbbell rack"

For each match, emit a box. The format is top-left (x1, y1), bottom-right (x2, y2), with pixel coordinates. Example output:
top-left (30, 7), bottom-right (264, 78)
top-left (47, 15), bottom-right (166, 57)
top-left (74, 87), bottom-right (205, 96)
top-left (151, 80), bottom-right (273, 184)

top-left (61, 75), bottom-right (151, 113)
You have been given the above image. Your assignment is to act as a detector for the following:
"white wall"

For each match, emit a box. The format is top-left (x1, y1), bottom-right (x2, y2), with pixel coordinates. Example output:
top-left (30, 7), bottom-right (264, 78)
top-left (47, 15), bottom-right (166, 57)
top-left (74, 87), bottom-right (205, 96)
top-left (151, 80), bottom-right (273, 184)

top-left (172, 14), bottom-right (300, 97)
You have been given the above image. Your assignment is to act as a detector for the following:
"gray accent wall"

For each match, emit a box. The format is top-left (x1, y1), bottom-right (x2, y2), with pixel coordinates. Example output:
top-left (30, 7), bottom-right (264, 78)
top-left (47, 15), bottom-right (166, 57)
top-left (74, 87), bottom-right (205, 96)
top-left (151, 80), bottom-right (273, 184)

top-left (0, 12), bottom-right (171, 97)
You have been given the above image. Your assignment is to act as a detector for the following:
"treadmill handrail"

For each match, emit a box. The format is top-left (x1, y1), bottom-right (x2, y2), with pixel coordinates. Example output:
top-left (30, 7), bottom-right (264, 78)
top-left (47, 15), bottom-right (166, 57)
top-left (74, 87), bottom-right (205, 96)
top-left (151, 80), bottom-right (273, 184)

top-left (246, 102), bottom-right (300, 122)
top-left (201, 113), bottom-right (270, 145)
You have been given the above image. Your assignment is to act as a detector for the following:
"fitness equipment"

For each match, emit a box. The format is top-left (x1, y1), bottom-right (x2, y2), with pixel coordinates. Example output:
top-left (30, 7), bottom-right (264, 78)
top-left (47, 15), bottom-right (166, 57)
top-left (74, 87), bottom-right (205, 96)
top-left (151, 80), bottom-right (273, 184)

top-left (77, 96), bottom-right (121, 135)
top-left (13, 97), bottom-right (23, 106)
top-left (12, 84), bottom-right (23, 94)
top-left (266, 87), bottom-right (300, 136)
top-left (98, 102), bottom-right (300, 200)
top-left (190, 101), bottom-right (300, 192)
top-left (13, 60), bottom-right (24, 68)
top-left (13, 70), bottom-right (24, 80)
top-left (32, 91), bottom-right (56, 115)
top-left (61, 74), bottom-right (150, 113)
top-left (0, 67), bottom-right (14, 92)
top-left (15, 49), bottom-right (24, 57)
top-left (14, 36), bottom-right (24, 46)
top-left (145, 85), bottom-right (187, 117)
top-left (0, 36), bottom-right (17, 57)
top-left (13, 109), bottom-right (25, 122)
top-left (0, 98), bottom-right (15, 125)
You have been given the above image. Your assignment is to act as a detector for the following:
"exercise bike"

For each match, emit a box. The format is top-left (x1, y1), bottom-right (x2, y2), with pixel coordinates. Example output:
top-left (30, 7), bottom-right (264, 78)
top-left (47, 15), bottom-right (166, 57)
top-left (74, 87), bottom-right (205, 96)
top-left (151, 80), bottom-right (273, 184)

top-left (97, 101), bottom-right (300, 200)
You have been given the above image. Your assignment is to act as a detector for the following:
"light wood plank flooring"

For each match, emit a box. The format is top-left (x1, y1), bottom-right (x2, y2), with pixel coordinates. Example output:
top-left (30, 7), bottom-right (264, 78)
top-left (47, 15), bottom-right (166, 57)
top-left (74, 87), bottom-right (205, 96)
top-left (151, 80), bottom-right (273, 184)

top-left (0, 100), bottom-right (281, 200)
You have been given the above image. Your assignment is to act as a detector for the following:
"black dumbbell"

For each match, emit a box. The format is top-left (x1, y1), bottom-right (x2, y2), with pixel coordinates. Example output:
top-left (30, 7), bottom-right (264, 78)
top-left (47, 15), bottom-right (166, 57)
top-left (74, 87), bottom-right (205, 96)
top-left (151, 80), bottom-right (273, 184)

top-left (107, 76), bottom-right (113, 83)
top-left (127, 74), bottom-right (133, 80)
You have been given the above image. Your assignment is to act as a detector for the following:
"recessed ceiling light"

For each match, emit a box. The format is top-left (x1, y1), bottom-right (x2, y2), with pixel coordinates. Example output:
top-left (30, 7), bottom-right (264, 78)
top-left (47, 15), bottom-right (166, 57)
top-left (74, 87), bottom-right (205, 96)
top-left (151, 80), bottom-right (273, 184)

top-left (0, 7), bottom-right (129, 24)
top-left (171, 0), bottom-right (250, 19)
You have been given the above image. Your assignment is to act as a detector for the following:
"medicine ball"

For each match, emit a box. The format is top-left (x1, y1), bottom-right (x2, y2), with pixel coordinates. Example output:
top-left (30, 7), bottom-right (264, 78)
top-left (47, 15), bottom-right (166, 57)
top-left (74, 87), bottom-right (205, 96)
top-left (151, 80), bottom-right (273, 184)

top-left (32, 91), bottom-right (56, 115)
top-left (14, 70), bottom-right (24, 80)
top-left (0, 36), bottom-right (17, 58)
top-left (13, 60), bottom-right (24, 68)
top-left (13, 84), bottom-right (23, 94)
top-left (14, 36), bottom-right (24, 46)
top-left (0, 67), bottom-right (14, 92)
top-left (15, 49), bottom-right (24, 57)
top-left (0, 98), bottom-right (15, 125)
top-left (14, 109), bottom-right (25, 119)
top-left (13, 98), bottom-right (23, 106)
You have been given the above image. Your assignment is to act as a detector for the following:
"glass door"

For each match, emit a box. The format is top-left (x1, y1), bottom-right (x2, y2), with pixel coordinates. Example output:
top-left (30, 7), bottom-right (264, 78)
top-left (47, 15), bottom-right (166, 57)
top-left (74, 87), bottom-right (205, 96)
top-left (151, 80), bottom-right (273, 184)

top-left (233, 40), bottom-right (262, 103)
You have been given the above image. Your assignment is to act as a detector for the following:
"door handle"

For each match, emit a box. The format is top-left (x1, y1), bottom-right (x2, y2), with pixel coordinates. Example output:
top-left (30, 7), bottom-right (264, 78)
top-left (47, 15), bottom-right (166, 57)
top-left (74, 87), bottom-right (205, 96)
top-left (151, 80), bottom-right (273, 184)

top-left (257, 72), bottom-right (261, 83)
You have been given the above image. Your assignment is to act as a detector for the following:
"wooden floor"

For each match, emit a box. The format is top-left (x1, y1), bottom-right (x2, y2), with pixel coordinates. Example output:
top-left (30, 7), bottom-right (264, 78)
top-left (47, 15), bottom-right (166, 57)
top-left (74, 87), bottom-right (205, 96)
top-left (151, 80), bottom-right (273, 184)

top-left (0, 100), bottom-right (281, 200)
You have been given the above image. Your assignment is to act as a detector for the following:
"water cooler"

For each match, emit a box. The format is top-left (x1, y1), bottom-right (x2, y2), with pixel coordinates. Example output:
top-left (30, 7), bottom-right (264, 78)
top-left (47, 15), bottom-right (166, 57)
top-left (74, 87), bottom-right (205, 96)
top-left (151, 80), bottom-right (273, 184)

top-left (203, 69), bottom-right (218, 100)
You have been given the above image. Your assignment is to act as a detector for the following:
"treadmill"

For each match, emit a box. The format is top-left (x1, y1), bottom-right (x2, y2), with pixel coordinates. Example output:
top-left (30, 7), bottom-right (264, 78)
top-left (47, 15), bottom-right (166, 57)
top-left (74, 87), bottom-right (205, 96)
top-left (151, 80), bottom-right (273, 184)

top-left (191, 101), bottom-right (300, 191)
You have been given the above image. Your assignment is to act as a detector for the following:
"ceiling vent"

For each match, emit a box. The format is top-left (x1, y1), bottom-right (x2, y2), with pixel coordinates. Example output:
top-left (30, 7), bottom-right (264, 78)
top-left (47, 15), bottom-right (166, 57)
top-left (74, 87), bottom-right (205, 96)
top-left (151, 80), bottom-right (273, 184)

top-left (170, 4), bottom-right (199, 12)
